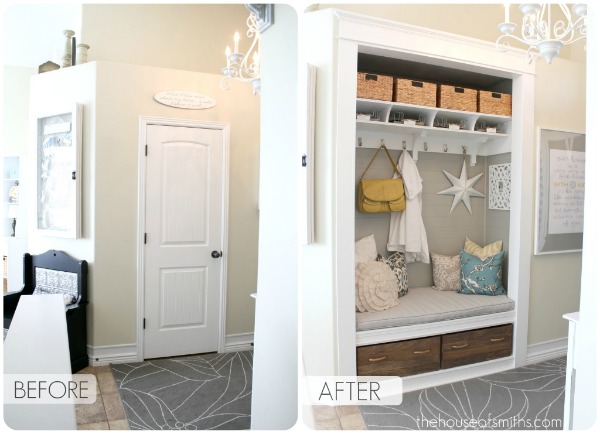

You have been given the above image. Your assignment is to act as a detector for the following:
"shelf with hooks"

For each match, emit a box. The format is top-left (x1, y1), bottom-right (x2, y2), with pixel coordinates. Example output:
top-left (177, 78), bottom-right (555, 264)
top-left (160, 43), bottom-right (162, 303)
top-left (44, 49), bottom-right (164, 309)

top-left (355, 98), bottom-right (512, 165)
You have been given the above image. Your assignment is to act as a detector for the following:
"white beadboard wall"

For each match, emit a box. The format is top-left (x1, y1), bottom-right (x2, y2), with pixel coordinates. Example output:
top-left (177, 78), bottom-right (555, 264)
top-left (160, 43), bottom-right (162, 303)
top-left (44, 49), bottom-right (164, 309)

top-left (355, 148), bottom-right (510, 288)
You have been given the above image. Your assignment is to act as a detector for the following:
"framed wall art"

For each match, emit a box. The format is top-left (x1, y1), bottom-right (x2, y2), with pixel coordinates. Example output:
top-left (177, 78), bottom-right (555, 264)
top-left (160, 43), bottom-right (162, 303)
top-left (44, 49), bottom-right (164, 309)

top-left (36, 103), bottom-right (83, 238)
top-left (534, 128), bottom-right (585, 255)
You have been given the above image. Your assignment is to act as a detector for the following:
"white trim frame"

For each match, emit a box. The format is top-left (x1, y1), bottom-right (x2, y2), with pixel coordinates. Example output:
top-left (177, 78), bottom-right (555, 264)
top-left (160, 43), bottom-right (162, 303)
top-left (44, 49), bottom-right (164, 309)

top-left (303, 9), bottom-right (536, 378)
top-left (136, 116), bottom-right (230, 362)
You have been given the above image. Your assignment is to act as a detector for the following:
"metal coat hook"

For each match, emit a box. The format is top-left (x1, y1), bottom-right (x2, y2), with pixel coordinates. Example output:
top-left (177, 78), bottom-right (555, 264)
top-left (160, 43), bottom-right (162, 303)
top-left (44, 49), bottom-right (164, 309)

top-left (462, 145), bottom-right (467, 161)
top-left (424, 141), bottom-right (428, 151)
top-left (402, 140), bottom-right (407, 150)
top-left (358, 137), bottom-right (363, 147)
top-left (443, 144), bottom-right (448, 153)
top-left (381, 139), bottom-right (385, 148)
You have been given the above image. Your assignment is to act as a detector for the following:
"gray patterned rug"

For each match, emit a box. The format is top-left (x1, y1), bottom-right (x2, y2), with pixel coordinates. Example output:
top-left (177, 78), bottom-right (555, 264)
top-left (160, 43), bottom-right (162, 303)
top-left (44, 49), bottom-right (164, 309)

top-left (359, 357), bottom-right (566, 430)
top-left (111, 351), bottom-right (252, 430)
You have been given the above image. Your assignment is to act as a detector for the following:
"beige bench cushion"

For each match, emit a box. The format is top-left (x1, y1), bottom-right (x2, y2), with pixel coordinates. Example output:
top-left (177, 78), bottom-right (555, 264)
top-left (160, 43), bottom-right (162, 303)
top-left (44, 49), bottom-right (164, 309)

top-left (356, 286), bottom-right (514, 331)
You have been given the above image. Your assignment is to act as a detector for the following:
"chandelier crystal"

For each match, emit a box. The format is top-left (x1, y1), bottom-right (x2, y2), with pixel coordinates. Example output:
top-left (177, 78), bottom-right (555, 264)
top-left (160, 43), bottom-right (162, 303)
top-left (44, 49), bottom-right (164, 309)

top-left (221, 12), bottom-right (261, 95)
top-left (496, 4), bottom-right (587, 64)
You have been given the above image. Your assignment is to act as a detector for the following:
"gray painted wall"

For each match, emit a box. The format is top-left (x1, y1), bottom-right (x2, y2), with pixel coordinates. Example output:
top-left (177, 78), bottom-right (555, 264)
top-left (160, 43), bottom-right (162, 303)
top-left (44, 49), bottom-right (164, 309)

top-left (356, 148), bottom-right (510, 289)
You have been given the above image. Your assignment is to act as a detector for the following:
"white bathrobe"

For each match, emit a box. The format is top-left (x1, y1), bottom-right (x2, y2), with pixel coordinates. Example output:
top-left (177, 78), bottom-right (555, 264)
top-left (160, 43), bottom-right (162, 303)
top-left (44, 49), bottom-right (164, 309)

top-left (387, 151), bottom-right (430, 263)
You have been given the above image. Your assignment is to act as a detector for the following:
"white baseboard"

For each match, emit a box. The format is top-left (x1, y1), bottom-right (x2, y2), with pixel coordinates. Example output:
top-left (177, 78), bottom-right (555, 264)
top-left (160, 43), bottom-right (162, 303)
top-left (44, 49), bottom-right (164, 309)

top-left (402, 357), bottom-right (515, 393)
top-left (86, 335), bottom-right (561, 368)
top-left (88, 344), bottom-right (139, 366)
top-left (87, 333), bottom-right (253, 366)
top-left (224, 332), bottom-right (254, 352)
top-left (526, 337), bottom-right (568, 365)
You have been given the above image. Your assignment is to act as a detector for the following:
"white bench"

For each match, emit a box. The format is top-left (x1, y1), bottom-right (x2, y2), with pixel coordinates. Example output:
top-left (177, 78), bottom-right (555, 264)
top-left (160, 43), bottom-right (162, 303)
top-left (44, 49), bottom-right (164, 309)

top-left (4, 295), bottom-right (77, 430)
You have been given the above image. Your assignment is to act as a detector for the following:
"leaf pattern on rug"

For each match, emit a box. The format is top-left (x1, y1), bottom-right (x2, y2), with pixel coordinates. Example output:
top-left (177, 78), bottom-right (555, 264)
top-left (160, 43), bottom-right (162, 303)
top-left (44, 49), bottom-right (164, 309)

top-left (360, 358), bottom-right (565, 430)
top-left (111, 351), bottom-right (252, 430)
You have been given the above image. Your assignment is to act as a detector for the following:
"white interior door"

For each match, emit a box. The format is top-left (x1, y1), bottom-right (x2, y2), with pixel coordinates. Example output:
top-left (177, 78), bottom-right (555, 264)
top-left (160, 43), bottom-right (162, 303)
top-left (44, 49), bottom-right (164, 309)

top-left (144, 123), bottom-right (226, 359)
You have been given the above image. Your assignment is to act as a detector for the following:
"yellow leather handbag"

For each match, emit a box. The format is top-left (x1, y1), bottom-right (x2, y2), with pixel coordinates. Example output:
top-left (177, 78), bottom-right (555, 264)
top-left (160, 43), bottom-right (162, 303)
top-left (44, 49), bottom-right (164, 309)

top-left (358, 144), bottom-right (406, 213)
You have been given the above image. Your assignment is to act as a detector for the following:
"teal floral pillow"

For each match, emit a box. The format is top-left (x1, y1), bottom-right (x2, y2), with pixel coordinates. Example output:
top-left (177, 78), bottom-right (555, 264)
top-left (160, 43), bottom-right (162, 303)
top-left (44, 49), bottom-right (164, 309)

top-left (459, 250), bottom-right (505, 295)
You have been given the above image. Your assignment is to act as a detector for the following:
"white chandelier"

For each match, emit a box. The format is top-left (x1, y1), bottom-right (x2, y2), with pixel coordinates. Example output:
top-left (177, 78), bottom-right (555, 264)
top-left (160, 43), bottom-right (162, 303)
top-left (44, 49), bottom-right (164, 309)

top-left (496, 4), bottom-right (587, 64)
top-left (221, 12), bottom-right (262, 95)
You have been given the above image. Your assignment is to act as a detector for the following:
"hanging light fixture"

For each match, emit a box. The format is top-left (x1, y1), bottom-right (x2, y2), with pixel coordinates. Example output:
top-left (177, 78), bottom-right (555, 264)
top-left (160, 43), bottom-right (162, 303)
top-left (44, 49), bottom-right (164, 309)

top-left (221, 5), bottom-right (273, 95)
top-left (496, 4), bottom-right (587, 64)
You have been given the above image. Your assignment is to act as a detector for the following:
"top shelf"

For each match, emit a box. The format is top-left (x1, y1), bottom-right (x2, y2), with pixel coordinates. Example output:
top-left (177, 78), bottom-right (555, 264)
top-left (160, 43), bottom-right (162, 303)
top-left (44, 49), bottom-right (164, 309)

top-left (357, 98), bottom-right (511, 125)
top-left (355, 99), bottom-right (512, 162)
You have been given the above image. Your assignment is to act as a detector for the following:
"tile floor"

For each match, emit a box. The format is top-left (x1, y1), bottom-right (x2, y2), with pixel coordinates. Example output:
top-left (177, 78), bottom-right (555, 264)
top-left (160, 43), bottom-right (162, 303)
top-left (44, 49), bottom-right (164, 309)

top-left (311, 405), bottom-right (367, 430)
top-left (76, 365), bottom-right (130, 430)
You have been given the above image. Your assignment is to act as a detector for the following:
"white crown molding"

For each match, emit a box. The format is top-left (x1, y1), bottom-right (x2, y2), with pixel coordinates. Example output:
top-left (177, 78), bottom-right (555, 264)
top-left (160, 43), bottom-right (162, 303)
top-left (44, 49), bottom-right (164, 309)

top-left (331, 8), bottom-right (535, 75)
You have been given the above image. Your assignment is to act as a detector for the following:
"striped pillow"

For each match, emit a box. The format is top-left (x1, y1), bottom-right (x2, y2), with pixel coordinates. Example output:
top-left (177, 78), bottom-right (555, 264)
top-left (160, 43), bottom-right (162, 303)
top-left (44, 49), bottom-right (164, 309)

top-left (464, 237), bottom-right (503, 260)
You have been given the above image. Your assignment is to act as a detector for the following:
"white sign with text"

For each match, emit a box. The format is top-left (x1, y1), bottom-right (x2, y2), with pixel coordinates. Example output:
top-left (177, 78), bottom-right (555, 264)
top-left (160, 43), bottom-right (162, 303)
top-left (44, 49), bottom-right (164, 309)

top-left (154, 91), bottom-right (216, 110)
top-left (548, 149), bottom-right (585, 234)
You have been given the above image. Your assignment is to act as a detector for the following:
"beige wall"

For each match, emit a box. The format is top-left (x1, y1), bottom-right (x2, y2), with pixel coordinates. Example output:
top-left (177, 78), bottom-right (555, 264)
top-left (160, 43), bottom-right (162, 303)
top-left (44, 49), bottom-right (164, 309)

top-left (28, 62), bottom-right (259, 348)
top-left (319, 3), bottom-right (587, 346)
top-left (529, 58), bottom-right (585, 344)
top-left (4, 3), bottom-right (588, 351)
top-left (93, 62), bottom-right (259, 345)
top-left (81, 4), bottom-right (251, 75)
top-left (4, 4), bottom-right (261, 348)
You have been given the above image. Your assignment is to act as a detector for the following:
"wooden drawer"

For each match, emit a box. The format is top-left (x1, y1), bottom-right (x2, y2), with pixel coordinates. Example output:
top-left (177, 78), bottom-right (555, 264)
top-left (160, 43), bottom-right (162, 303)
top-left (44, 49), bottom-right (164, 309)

top-left (357, 336), bottom-right (440, 377)
top-left (441, 324), bottom-right (513, 369)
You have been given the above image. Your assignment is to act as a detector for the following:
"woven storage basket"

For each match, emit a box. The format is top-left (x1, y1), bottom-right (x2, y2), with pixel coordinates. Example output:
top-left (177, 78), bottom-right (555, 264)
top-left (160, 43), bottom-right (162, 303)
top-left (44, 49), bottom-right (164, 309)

top-left (478, 90), bottom-right (512, 116)
top-left (393, 78), bottom-right (437, 107)
top-left (357, 72), bottom-right (393, 101)
top-left (438, 85), bottom-right (477, 112)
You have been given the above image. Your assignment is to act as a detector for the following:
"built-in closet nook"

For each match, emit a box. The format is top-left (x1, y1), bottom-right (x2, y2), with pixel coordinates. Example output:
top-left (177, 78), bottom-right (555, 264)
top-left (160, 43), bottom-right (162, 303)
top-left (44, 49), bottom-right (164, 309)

top-left (302, 9), bottom-right (536, 392)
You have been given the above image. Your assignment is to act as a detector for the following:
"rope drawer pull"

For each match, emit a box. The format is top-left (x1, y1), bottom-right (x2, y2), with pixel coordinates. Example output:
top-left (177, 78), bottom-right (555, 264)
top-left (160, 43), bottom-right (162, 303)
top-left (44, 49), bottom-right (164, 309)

top-left (368, 356), bottom-right (387, 362)
top-left (451, 343), bottom-right (469, 349)
top-left (413, 349), bottom-right (431, 354)
top-left (490, 337), bottom-right (505, 342)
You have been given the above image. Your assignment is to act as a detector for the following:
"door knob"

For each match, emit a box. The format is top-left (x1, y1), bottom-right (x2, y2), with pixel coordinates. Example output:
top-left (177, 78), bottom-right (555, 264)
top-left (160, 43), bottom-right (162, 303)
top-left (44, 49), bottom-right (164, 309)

top-left (211, 250), bottom-right (222, 258)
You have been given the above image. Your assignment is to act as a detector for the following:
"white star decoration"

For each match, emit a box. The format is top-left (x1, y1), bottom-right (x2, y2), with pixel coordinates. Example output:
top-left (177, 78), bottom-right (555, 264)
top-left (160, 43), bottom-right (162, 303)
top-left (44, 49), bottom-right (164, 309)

top-left (437, 160), bottom-right (485, 214)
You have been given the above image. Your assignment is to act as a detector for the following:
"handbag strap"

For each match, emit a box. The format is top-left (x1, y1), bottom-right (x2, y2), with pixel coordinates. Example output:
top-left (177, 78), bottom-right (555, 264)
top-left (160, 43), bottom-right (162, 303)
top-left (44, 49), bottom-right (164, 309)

top-left (360, 144), bottom-right (402, 180)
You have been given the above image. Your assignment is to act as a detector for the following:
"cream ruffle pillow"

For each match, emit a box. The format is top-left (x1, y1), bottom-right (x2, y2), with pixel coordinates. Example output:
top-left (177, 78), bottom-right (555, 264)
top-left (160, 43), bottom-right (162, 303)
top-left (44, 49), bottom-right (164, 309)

top-left (355, 261), bottom-right (400, 313)
top-left (464, 237), bottom-right (503, 260)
